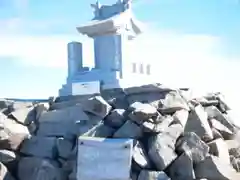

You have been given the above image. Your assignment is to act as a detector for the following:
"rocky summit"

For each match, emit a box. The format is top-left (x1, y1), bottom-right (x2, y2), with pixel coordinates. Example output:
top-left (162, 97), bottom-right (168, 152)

top-left (0, 83), bottom-right (240, 180)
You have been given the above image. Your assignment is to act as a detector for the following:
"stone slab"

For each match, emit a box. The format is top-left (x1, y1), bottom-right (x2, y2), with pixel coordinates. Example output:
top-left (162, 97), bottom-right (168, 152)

top-left (77, 137), bottom-right (133, 180)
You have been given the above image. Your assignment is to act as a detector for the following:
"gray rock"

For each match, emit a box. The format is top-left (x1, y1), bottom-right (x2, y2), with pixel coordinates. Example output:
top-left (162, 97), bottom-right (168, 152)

top-left (35, 103), bottom-right (49, 120)
top-left (0, 99), bottom-right (12, 109)
top-left (0, 149), bottom-right (18, 164)
top-left (128, 102), bottom-right (159, 125)
top-left (0, 113), bottom-right (29, 150)
top-left (0, 162), bottom-right (15, 180)
top-left (56, 138), bottom-right (73, 159)
top-left (224, 110), bottom-right (240, 129)
top-left (212, 128), bottom-right (223, 139)
top-left (141, 121), bottom-right (158, 133)
top-left (184, 105), bottom-right (213, 141)
top-left (37, 105), bottom-right (89, 139)
top-left (101, 89), bottom-right (128, 109)
top-left (62, 160), bottom-right (76, 175)
top-left (64, 161), bottom-right (77, 180)
top-left (163, 124), bottom-right (184, 145)
top-left (20, 136), bottom-right (57, 159)
top-left (28, 121), bottom-right (38, 134)
top-left (207, 138), bottom-right (230, 164)
top-left (230, 156), bottom-right (240, 172)
top-left (130, 171), bottom-right (139, 180)
top-left (68, 168), bottom-right (77, 180)
top-left (81, 121), bottom-right (115, 138)
top-left (18, 157), bottom-right (66, 180)
top-left (195, 155), bottom-right (240, 180)
top-left (175, 132), bottom-right (209, 164)
top-left (142, 116), bottom-right (174, 133)
top-left (205, 106), bottom-right (234, 132)
top-left (138, 170), bottom-right (170, 180)
top-left (148, 124), bottom-right (183, 171)
top-left (172, 109), bottom-right (189, 128)
top-left (225, 140), bottom-right (240, 158)
top-left (113, 120), bottom-right (143, 139)
top-left (216, 93), bottom-right (231, 112)
top-left (81, 96), bottom-right (112, 118)
top-left (10, 106), bottom-right (35, 125)
top-left (132, 141), bottom-right (151, 169)
top-left (104, 109), bottom-right (126, 128)
top-left (166, 152), bottom-right (195, 180)
top-left (53, 94), bottom-right (93, 104)
top-left (159, 91), bottom-right (190, 114)
top-left (210, 118), bottom-right (234, 140)
top-left (124, 83), bottom-right (173, 95)
top-left (9, 101), bottom-right (33, 111)
top-left (178, 89), bottom-right (192, 100)
top-left (37, 122), bottom-right (78, 140)
top-left (38, 104), bottom-right (89, 123)
top-left (192, 96), bottom-right (218, 107)
top-left (126, 92), bottom-right (165, 106)
top-left (50, 97), bottom-right (89, 110)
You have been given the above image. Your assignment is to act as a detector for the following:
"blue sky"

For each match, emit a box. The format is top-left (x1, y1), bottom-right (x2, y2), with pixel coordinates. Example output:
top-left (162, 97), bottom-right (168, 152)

top-left (0, 0), bottom-right (239, 99)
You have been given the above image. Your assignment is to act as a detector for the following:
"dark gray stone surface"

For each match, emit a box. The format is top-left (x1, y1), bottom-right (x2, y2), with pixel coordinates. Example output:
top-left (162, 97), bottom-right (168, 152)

top-left (132, 141), bottom-right (151, 169)
top-left (104, 109), bottom-right (126, 128)
top-left (175, 132), bottom-right (209, 163)
top-left (20, 136), bottom-right (57, 159)
top-left (0, 83), bottom-right (239, 180)
top-left (166, 152), bottom-right (195, 180)
top-left (17, 157), bottom-right (66, 180)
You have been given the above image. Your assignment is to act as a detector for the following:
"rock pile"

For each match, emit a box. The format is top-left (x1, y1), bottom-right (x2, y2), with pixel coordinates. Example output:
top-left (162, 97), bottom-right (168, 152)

top-left (0, 83), bottom-right (240, 180)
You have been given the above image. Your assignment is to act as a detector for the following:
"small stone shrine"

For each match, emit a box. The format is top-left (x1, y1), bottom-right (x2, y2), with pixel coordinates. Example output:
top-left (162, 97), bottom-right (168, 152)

top-left (59, 0), bottom-right (155, 96)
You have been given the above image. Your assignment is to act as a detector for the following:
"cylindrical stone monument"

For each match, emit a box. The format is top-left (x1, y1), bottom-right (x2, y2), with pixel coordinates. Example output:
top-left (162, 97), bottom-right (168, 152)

top-left (67, 42), bottom-right (83, 77)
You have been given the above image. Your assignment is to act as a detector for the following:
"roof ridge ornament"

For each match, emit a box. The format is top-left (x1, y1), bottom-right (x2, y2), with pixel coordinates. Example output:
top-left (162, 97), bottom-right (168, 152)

top-left (90, 1), bottom-right (101, 18)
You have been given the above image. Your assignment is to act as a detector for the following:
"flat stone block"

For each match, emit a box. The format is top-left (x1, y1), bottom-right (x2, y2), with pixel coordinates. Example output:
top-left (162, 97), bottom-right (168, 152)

top-left (77, 137), bottom-right (133, 180)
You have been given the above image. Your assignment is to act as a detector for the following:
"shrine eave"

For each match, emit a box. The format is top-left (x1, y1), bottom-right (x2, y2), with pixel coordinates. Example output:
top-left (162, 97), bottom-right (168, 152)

top-left (76, 10), bottom-right (134, 37)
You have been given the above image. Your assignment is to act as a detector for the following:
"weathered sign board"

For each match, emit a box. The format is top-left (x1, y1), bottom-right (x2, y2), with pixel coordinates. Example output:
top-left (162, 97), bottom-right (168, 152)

top-left (72, 81), bottom-right (100, 95)
top-left (77, 136), bottom-right (133, 180)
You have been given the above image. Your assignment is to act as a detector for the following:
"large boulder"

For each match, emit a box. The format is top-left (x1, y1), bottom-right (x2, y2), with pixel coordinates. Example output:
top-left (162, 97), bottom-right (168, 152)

top-left (0, 113), bottom-right (29, 150)
top-left (81, 96), bottom-right (112, 118)
top-left (132, 141), bottom-right (151, 170)
top-left (104, 109), bottom-right (126, 128)
top-left (128, 102), bottom-right (159, 125)
top-left (148, 124), bottom-right (183, 171)
top-left (0, 162), bottom-right (15, 180)
top-left (113, 120), bottom-right (143, 139)
top-left (205, 106), bottom-right (234, 132)
top-left (207, 138), bottom-right (230, 164)
top-left (166, 152), bottom-right (195, 180)
top-left (10, 106), bottom-right (35, 126)
top-left (37, 105), bottom-right (89, 139)
top-left (17, 157), bottom-right (66, 180)
top-left (175, 132), bottom-right (209, 164)
top-left (158, 91), bottom-right (190, 114)
top-left (20, 136), bottom-right (57, 159)
top-left (184, 105), bottom-right (213, 141)
top-left (194, 156), bottom-right (240, 180)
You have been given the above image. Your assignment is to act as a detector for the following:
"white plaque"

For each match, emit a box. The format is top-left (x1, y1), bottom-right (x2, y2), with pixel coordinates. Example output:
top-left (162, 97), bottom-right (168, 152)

top-left (72, 81), bottom-right (100, 95)
top-left (77, 137), bottom-right (133, 180)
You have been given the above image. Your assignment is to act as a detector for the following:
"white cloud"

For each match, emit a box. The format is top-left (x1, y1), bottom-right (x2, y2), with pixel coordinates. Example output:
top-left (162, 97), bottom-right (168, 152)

top-left (0, 34), bottom-right (95, 68)
top-left (0, 26), bottom-right (240, 110)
